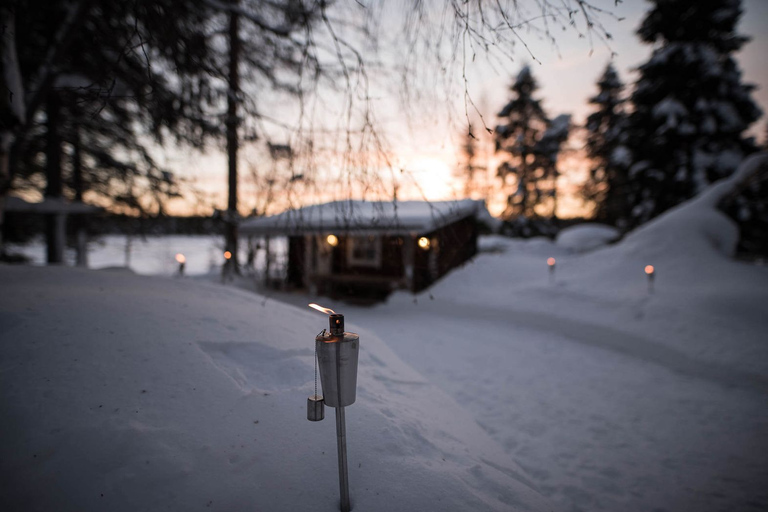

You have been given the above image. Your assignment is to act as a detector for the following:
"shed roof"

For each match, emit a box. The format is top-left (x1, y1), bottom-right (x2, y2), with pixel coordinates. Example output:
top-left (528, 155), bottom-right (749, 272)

top-left (239, 199), bottom-right (484, 236)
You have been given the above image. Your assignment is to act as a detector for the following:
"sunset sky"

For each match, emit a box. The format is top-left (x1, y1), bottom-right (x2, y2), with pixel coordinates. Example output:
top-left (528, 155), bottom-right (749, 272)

top-left (166, 0), bottom-right (768, 218)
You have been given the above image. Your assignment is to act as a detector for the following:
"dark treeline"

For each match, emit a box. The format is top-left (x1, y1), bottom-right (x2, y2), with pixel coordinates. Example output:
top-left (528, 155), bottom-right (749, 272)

top-left (3, 213), bottom-right (224, 244)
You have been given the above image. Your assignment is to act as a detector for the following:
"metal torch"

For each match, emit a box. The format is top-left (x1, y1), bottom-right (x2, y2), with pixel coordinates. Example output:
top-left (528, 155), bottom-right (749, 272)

top-left (308, 305), bottom-right (360, 512)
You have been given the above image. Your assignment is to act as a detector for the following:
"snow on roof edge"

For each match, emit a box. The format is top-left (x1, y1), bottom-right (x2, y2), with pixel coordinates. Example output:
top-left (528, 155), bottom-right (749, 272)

top-left (240, 199), bottom-right (486, 236)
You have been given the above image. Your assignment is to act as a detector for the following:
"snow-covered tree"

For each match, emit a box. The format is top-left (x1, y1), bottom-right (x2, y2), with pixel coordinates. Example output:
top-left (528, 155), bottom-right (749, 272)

top-left (534, 113), bottom-right (571, 219)
top-left (763, 121), bottom-right (768, 150)
top-left (583, 63), bottom-right (630, 227)
top-left (495, 66), bottom-right (551, 219)
top-left (623, 0), bottom-right (762, 227)
top-left (495, 67), bottom-right (570, 220)
top-left (456, 125), bottom-right (488, 199)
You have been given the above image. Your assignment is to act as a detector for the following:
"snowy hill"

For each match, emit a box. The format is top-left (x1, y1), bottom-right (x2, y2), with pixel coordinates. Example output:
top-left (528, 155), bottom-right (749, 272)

top-left (0, 266), bottom-right (552, 512)
top-left (287, 154), bottom-right (768, 512)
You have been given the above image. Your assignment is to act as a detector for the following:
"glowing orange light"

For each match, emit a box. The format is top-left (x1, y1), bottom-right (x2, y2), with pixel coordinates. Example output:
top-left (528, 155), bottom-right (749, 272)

top-left (645, 265), bottom-right (655, 275)
top-left (309, 303), bottom-right (336, 315)
top-left (547, 257), bottom-right (556, 266)
top-left (224, 251), bottom-right (232, 260)
top-left (418, 237), bottom-right (431, 250)
top-left (175, 253), bottom-right (186, 264)
top-left (326, 234), bottom-right (339, 247)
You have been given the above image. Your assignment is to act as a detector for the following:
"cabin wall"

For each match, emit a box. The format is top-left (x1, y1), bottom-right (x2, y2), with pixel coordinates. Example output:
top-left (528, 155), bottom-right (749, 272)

top-left (284, 215), bottom-right (478, 299)
top-left (286, 236), bottom-right (305, 288)
top-left (412, 216), bottom-right (478, 292)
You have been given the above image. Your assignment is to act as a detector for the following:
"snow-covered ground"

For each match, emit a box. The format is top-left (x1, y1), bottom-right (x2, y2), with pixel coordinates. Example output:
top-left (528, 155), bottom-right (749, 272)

top-left (0, 267), bottom-right (551, 512)
top-left (263, 155), bottom-right (768, 511)
top-left (3, 154), bottom-right (767, 511)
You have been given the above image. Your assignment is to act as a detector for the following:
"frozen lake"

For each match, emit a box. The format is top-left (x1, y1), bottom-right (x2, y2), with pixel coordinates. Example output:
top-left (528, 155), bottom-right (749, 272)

top-left (6, 235), bottom-right (287, 277)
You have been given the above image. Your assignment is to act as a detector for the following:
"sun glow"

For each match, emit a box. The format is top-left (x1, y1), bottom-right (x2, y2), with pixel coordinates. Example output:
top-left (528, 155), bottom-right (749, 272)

top-left (405, 156), bottom-right (455, 200)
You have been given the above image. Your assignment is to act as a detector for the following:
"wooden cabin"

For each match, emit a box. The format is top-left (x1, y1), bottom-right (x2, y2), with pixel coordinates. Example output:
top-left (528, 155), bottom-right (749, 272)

top-left (239, 200), bottom-right (484, 301)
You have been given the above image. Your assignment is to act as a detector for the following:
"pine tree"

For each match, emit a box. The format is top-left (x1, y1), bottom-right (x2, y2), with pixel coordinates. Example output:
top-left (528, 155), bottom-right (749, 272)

top-left (494, 66), bottom-right (551, 220)
top-left (763, 121), bottom-right (768, 150)
top-left (623, 0), bottom-right (762, 227)
top-left (534, 114), bottom-right (571, 220)
top-left (583, 63), bottom-right (630, 227)
top-left (456, 125), bottom-right (488, 199)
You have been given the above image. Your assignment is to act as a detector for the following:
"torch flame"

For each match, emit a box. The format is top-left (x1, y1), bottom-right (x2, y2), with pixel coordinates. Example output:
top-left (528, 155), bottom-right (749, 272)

top-left (175, 253), bottom-right (186, 264)
top-left (645, 265), bottom-right (655, 275)
top-left (309, 303), bottom-right (336, 315)
top-left (547, 257), bottom-right (556, 266)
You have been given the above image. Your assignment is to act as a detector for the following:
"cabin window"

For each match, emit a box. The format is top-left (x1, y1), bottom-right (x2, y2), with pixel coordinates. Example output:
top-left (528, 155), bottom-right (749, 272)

top-left (347, 235), bottom-right (382, 268)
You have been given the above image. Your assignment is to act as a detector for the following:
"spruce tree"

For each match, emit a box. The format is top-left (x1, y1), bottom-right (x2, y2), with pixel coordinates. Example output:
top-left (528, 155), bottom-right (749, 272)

top-left (583, 63), bottom-right (630, 227)
top-left (623, 0), bottom-right (761, 227)
top-left (534, 113), bottom-right (571, 220)
top-left (495, 66), bottom-right (551, 220)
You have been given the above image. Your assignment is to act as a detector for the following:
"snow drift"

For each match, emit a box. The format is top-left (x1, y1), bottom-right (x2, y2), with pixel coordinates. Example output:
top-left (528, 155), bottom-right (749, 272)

top-left (0, 266), bottom-right (552, 512)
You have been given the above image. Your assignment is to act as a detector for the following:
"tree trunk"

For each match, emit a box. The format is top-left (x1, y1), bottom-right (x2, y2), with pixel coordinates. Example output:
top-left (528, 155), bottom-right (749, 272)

top-left (73, 124), bottom-right (88, 266)
top-left (45, 91), bottom-right (64, 264)
top-left (225, 3), bottom-right (240, 273)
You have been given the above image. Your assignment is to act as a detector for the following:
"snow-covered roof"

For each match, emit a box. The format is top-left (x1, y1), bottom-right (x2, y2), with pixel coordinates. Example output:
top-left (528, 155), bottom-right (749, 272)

top-left (240, 199), bottom-right (484, 236)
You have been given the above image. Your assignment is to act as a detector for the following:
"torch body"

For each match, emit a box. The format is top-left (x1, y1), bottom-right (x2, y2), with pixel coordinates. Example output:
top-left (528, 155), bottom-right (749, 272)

top-left (316, 328), bottom-right (359, 512)
top-left (315, 332), bottom-right (359, 408)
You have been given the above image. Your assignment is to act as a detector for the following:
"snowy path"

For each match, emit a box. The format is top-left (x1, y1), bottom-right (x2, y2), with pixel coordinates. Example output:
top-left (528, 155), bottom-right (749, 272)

top-left (332, 298), bottom-right (768, 512)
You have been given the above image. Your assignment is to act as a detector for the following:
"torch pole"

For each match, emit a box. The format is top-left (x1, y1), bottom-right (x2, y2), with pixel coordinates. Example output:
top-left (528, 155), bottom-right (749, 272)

top-left (334, 337), bottom-right (351, 512)
top-left (336, 406), bottom-right (350, 512)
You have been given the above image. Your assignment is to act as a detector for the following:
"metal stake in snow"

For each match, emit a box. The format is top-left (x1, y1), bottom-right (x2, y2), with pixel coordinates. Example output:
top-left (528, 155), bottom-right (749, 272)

top-left (308, 303), bottom-right (360, 512)
top-left (645, 265), bottom-right (655, 294)
top-left (175, 253), bottom-right (186, 276)
top-left (547, 257), bottom-right (556, 283)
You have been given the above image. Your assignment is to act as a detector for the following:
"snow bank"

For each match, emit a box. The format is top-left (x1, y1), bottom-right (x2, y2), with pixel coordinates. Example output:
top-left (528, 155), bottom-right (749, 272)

top-left (0, 266), bottom-right (551, 512)
top-left (555, 224), bottom-right (620, 253)
top-left (405, 153), bottom-right (768, 377)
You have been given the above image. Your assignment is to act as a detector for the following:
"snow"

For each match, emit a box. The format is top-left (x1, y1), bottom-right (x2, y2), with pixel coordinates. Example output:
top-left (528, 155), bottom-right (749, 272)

top-left (610, 145), bottom-right (631, 167)
top-left (3, 154), bottom-right (767, 512)
top-left (4, 235), bottom-right (288, 278)
top-left (240, 199), bottom-right (485, 236)
top-left (652, 97), bottom-right (687, 130)
top-left (555, 224), bottom-right (620, 253)
top-left (267, 154), bottom-right (768, 511)
top-left (0, 266), bottom-right (551, 511)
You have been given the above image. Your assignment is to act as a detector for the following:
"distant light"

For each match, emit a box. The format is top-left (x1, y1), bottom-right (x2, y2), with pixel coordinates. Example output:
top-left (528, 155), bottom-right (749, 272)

top-left (224, 251), bottom-right (232, 260)
top-left (645, 265), bottom-right (655, 275)
top-left (418, 237), bottom-right (431, 250)
top-left (175, 253), bottom-right (186, 264)
top-left (547, 257), bottom-right (556, 267)
top-left (326, 234), bottom-right (339, 247)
